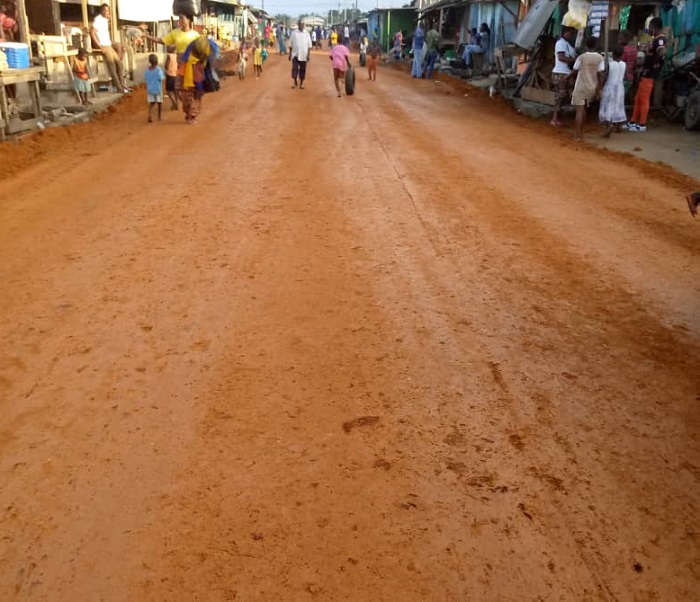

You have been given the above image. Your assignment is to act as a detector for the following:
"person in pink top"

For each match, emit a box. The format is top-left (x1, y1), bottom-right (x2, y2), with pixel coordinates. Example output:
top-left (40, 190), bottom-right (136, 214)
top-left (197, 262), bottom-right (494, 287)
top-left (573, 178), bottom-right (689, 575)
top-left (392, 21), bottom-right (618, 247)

top-left (329, 35), bottom-right (351, 97)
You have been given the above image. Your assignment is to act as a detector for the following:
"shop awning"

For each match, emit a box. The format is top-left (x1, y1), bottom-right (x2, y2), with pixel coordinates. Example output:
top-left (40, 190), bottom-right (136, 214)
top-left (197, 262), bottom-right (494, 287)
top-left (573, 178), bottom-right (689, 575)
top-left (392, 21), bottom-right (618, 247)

top-left (117, 0), bottom-right (174, 21)
top-left (512, 0), bottom-right (558, 50)
top-left (419, 0), bottom-right (465, 17)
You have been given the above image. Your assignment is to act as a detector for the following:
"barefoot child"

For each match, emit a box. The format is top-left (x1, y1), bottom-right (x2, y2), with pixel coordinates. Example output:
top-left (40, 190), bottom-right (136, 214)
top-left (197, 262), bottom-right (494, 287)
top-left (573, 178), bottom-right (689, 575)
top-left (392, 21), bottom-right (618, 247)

top-left (571, 37), bottom-right (604, 141)
top-left (329, 37), bottom-right (351, 97)
top-left (368, 38), bottom-right (380, 81)
top-left (253, 40), bottom-right (263, 78)
top-left (72, 48), bottom-right (91, 105)
top-left (164, 45), bottom-right (178, 110)
top-left (144, 53), bottom-right (165, 122)
top-left (238, 43), bottom-right (248, 80)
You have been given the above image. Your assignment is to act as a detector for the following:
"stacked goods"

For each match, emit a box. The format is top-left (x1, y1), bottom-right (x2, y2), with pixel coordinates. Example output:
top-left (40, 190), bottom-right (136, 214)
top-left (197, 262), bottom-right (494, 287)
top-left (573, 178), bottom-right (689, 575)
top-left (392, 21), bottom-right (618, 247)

top-left (0, 47), bottom-right (9, 71)
top-left (0, 42), bottom-right (30, 69)
top-left (172, 0), bottom-right (201, 16)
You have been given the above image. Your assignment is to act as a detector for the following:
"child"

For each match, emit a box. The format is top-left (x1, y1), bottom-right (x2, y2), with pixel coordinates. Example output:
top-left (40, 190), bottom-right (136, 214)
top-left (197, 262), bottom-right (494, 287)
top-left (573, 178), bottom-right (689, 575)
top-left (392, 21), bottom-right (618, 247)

top-left (253, 40), bottom-right (263, 78)
top-left (598, 47), bottom-right (627, 137)
top-left (571, 37), bottom-right (604, 141)
top-left (367, 38), bottom-right (381, 81)
top-left (144, 53), bottom-right (165, 123)
top-left (238, 43), bottom-right (248, 80)
top-left (72, 48), bottom-right (91, 106)
top-left (164, 44), bottom-right (178, 110)
top-left (329, 38), bottom-right (351, 97)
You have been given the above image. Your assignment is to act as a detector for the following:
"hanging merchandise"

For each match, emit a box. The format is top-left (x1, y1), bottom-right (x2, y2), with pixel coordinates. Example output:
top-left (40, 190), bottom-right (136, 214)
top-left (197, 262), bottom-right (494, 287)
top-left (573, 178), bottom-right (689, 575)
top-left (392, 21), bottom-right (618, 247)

top-left (562, 0), bottom-right (592, 30)
top-left (173, 0), bottom-right (202, 17)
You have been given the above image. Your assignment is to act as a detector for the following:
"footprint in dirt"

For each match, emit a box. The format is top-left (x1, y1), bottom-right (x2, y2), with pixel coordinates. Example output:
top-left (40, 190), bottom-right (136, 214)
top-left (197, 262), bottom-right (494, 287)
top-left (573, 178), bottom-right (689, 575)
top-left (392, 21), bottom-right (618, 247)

top-left (342, 415), bottom-right (379, 433)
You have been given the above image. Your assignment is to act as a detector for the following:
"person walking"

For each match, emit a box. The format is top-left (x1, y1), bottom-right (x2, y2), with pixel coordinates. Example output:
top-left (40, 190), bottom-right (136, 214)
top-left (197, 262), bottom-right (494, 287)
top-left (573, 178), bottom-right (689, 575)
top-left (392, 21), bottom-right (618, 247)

top-left (277, 24), bottom-right (286, 55)
top-left (144, 53), bottom-right (165, 123)
top-left (628, 17), bottom-right (667, 132)
top-left (289, 21), bottom-right (312, 89)
top-left (393, 29), bottom-right (403, 60)
top-left (90, 3), bottom-right (129, 94)
top-left (550, 27), bottom-right (577, 127)
top-left (330, 36), bottom-right (351, 97)
top-left (144, 14), bottom-right (202, 124)
top-left (411, 21), bottom-right (425, 78)
top-left (424, 23), bottom-right (440, 80)
top-left (367, 37), bottom-right (381, 81)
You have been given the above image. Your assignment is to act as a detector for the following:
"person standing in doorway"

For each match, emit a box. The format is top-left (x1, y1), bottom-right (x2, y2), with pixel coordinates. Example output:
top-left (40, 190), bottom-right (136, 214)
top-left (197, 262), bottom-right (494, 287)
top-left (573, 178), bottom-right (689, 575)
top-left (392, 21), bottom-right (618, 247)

top-left (550, 26), bottom-right (577, 127)
top-left (289, 21), bottom-right (312, 89)
top-left (91, 3), bottom-right (130, 94)
top-left (424, 22), bottom-right (440, 80)
top-left (411, 21), bottom-right (425, 78)
top-left (628, 17), bottom-right (667, 132)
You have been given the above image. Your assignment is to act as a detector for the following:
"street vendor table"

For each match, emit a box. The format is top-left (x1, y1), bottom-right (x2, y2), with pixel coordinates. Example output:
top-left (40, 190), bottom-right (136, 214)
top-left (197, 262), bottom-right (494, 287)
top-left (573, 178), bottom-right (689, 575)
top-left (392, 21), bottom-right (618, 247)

top-left (0, 66), bottom-right (44, 140)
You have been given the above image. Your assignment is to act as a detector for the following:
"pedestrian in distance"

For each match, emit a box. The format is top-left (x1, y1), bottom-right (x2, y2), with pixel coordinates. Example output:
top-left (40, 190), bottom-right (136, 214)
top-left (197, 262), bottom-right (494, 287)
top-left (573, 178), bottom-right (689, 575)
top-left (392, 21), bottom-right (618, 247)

top-left (550, 26), bottom-right (577, 127)
top-left (330, 36), bottom-right (351, 97)
top-left (598, 47), bottom-right (627, 137)
top-left (392, 29), bottom-right (402, 60)
top-left (424, 22), bottom-right (440, 80)
top-left (411, 21), bottom-right (425, 78)
top-left (144, 53), bottom-right (164, 123)
top-left (238, 43), bottom-right (248, 80)
top-left (164, 45), bottom-right (179, 110)
top-left (71, 48), bottom-right (91, 106)
top-left (367, 38), bottom-right (381, 81)
top-left (289, 20), bottom-right (312, 89)
top-left (628, 17), bottom-right (668, 133)
top-left (571, 37), bottom-right (604, 141)
top-left (253, 40), bottom-right (263, 78)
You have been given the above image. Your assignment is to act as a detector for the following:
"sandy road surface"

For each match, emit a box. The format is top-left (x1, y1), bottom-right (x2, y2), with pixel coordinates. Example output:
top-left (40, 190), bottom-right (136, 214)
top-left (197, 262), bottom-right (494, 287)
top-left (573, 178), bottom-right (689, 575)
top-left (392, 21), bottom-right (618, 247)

top-left (0, 52), bottom-right (698, 601)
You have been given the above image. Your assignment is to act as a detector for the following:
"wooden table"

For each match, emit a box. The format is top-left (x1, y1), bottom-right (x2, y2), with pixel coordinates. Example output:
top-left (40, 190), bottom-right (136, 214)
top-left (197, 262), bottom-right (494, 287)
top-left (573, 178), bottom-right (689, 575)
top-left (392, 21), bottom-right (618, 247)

top-left (0, 66), bottom-right (44, 139)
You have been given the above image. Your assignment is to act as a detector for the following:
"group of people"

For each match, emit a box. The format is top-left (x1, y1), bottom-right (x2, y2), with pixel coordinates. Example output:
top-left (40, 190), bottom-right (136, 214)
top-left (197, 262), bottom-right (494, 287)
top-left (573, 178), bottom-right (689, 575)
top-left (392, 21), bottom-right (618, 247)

top-left (551, 17), bottom-right (668, 139)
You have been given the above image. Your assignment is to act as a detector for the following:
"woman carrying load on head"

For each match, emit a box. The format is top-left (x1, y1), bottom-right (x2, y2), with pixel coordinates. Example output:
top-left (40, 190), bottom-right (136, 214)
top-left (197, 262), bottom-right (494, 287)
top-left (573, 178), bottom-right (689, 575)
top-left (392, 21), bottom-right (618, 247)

top-left (145, 14), bottom-right (203, 123)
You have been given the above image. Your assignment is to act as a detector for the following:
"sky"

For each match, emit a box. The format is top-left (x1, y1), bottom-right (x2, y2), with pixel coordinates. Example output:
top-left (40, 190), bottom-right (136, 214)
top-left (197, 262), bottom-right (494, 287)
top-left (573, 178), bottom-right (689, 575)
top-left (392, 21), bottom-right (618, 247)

top-left (259, 0), bottom-right (406, 18)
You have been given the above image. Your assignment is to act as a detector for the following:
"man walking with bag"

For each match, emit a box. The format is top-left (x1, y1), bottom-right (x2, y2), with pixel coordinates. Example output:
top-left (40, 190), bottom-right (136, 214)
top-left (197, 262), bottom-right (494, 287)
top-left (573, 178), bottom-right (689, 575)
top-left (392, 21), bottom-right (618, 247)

top-left (289, 20), bottom-right (312, 89)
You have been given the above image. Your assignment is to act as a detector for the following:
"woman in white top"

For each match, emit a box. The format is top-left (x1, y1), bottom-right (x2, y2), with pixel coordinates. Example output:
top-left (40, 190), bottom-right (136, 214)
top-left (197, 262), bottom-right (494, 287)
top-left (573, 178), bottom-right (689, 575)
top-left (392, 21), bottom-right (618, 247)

top-left (550, 27), bottom-right (577, 127)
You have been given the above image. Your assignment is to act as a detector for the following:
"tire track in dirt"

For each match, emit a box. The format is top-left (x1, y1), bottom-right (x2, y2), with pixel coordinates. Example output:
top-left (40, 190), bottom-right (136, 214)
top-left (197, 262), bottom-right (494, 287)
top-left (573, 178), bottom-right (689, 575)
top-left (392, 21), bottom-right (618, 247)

top-left (348, 72), bottom-right (699, 600)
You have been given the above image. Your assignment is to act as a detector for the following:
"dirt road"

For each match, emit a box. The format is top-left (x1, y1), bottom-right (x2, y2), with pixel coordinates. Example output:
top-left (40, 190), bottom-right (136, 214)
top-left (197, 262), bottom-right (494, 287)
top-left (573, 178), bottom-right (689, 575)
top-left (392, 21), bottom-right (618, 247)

top-left (1, 51), bottom-right (698, 601)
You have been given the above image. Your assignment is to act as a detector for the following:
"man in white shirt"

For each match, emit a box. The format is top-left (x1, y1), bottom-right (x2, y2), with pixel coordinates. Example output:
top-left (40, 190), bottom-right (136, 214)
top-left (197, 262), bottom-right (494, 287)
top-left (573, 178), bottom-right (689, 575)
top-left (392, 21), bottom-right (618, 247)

top-left (289, 21), bottom-right (312, 89)
top-left (90, 3), bottom-right (129, 94)
top-left (550, 27), bottom-right (577, 127)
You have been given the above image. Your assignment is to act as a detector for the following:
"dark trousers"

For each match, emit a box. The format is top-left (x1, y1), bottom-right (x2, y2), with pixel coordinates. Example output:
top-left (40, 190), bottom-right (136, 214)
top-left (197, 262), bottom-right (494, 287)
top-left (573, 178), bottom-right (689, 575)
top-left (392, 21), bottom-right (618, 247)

top-left (292, 57), bottom-right (307, 83)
